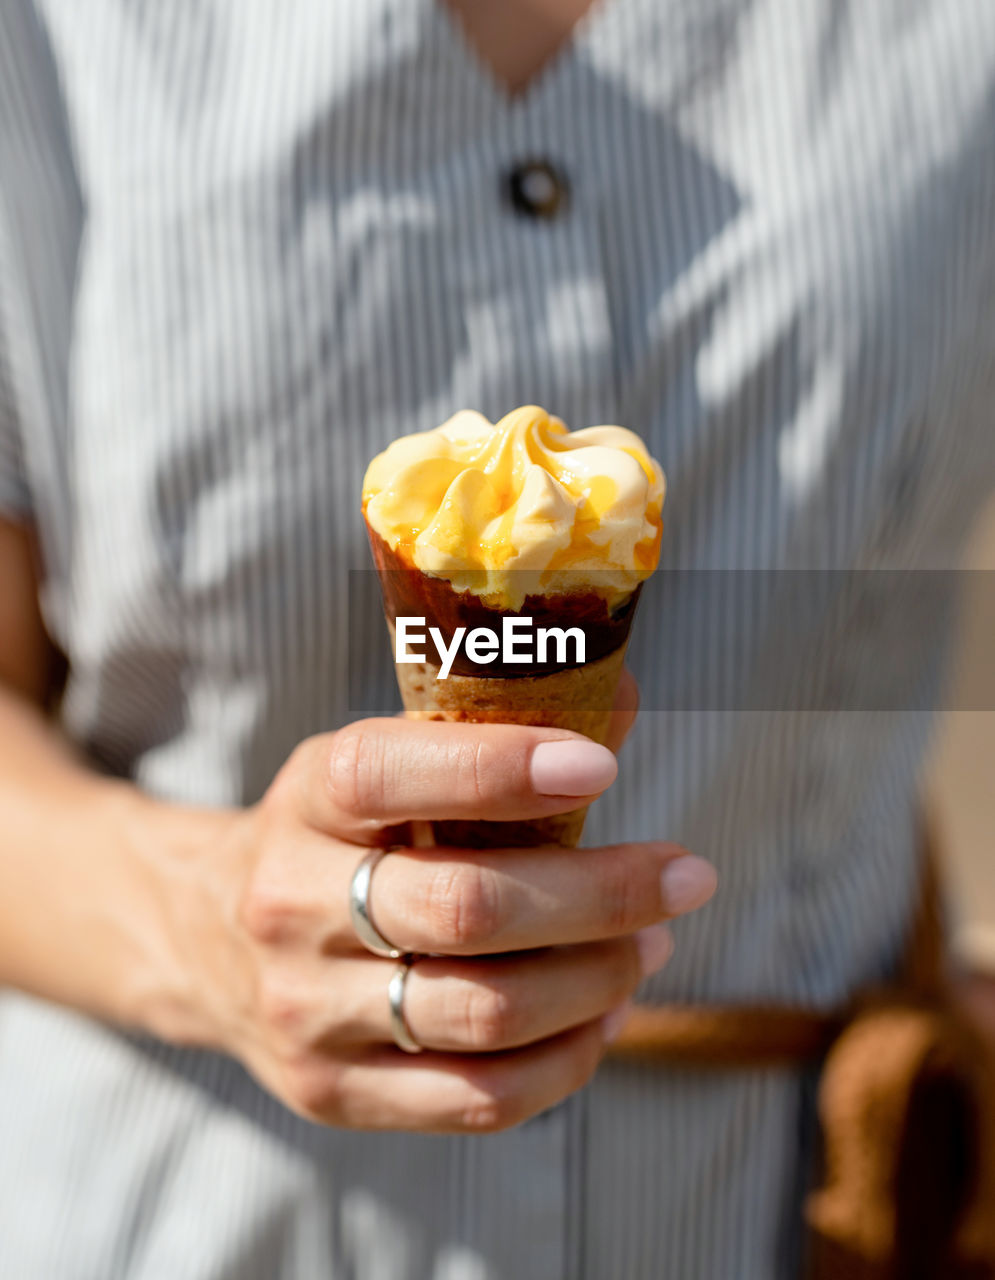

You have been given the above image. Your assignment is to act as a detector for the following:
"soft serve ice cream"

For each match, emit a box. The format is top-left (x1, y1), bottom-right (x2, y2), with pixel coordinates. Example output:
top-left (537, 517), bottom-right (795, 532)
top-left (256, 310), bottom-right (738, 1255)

top-left (362, 405), bottom-right (664, 610)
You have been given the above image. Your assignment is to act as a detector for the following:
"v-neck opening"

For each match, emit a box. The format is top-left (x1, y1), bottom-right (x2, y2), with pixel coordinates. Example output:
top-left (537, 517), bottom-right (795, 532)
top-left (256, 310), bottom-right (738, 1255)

top-left (425, 0), bottom-right (621, 114)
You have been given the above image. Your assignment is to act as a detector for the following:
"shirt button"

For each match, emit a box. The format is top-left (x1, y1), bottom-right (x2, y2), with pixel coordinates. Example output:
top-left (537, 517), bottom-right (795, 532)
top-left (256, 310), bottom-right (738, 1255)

top-left (504, 159), bottom-right (569, 219)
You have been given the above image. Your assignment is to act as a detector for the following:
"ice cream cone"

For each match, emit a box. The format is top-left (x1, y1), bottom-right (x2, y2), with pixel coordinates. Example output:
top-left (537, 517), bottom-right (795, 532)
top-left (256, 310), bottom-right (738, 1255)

top-left (361, 406), bottom-right (664, 850)
top-left (387, 617), bottom-right (629, 848)
top-left (368, 523), bottom-right (639, 848)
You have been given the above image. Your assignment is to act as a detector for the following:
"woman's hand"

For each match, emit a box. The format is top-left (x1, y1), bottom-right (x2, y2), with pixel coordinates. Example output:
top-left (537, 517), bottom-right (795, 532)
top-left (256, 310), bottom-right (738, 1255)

top-left (0, 516), bottom-right (716, 1134)
top-left (169, 705), bottom-right (716, 1135)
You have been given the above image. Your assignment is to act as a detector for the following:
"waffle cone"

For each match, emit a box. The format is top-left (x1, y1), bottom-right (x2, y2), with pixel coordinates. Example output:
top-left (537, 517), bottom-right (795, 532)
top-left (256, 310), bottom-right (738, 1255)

top-left (388, 619), bottom-right (628, 848)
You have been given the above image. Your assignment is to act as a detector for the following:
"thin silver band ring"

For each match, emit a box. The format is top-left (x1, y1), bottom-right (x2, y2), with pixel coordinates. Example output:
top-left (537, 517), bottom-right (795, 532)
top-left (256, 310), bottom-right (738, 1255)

top-left (388, 957), bottom-right (423, 1053)
top-left (349, 848), bottom-right (407, 960)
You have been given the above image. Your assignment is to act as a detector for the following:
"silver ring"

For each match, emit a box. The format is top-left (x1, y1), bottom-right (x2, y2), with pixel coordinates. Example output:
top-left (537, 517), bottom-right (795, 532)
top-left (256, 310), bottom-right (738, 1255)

top-left (349, 848), bottom-right (407, 960)
top-left (388, 957), bottom-right (423, 1054)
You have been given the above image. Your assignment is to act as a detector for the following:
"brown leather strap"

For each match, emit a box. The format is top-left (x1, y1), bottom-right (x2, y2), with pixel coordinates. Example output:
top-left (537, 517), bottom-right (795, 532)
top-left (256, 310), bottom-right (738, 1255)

top-left (607, 810), bottom-right (948, 1068)
top-left (804, 998), bottom-right (995, 1278)
top-left (601, 815), bottom-right (995, 1278)
top-left (898, 810), bottom-right (948, 996)
top-left (609, 1003), bottom-right (842, 1068)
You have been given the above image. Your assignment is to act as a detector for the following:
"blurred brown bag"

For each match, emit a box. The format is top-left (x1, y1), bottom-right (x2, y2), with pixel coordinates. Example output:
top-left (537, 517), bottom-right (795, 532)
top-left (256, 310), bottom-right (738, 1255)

top-left (607, 824), bottom-right (995, 1279)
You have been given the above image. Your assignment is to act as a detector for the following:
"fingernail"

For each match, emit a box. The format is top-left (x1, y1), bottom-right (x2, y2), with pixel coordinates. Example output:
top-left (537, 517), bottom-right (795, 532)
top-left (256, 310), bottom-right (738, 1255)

top-left (635, 924), bottom-right (674, 977)
top-left (602, 1001), bottom-right (632, 1044)
top-left (530, 741), bottom-right (618, 796)
top-left (659, 855), bottom-right (717, 913)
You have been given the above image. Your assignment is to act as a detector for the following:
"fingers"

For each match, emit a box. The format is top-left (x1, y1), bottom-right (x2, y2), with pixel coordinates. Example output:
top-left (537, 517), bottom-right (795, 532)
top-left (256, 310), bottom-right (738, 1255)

top-left (368, 842), bottom-right (716, 957)
top-left (280, 1021), bottom-right (610, 1135)
top-left (254, 929), bottom-right (672, 1057)
top-left (392, 928), bottom-right (673, 1052)
top-left (238, 824), bottom-right (714, 966)
top-left (291, 718), bottom-right (618, 842)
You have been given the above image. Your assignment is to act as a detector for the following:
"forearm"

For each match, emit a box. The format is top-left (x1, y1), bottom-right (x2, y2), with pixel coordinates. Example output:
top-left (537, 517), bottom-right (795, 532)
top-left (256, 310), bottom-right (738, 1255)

top-left (0, 683), bottom-right (230, 1042)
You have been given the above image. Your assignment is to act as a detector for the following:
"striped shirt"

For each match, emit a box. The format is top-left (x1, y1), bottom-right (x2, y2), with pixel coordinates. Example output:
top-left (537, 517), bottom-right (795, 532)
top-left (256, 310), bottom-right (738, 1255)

top-left (2, 2), bottom-right (995, 1277)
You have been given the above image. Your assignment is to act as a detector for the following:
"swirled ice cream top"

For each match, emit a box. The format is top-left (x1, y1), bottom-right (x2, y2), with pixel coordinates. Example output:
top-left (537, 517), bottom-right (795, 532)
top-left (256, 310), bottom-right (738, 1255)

top-left (362, 406), bottom-right (665, 608)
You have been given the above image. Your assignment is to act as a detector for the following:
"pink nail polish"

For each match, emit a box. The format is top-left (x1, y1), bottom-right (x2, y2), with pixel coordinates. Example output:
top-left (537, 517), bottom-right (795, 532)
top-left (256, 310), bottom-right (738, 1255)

top-left (659, 855), bottom-right (717, 913)
top-left (635, 924), bottom-right (674, 977)
top-left (602, 1002), bottom-right (632, 1044)
top-left (530, 740), bottom-right (617, 796)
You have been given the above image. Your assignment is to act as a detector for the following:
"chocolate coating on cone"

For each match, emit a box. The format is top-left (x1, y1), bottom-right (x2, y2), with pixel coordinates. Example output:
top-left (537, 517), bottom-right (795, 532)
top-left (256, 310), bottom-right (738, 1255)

top-left (366, 524), bottom-right (640, 678)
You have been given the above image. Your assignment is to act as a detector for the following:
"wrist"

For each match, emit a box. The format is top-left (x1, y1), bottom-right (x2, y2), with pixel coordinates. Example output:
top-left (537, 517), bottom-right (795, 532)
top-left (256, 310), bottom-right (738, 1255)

top-left (105, 782), bottom-right (241, 1050)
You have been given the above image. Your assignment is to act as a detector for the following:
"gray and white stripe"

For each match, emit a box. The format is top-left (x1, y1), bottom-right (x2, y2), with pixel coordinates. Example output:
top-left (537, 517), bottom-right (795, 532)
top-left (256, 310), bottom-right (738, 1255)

top-left (2, 1), bottom-right (995, 1276)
